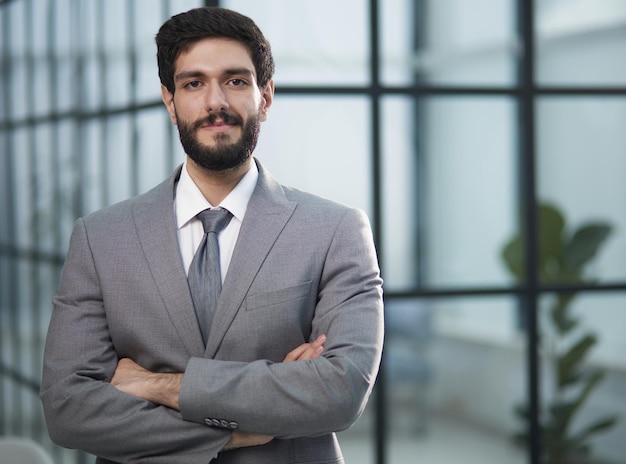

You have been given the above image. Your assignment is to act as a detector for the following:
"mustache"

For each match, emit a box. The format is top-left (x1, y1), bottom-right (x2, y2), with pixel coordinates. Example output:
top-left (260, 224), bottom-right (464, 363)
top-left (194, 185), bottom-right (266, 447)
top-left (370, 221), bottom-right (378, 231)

top-left (193, 111), bottom-right (244, 129)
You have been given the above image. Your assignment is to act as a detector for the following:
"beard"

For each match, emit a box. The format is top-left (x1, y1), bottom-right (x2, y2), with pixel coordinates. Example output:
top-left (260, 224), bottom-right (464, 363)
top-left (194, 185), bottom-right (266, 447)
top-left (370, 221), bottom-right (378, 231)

top-left (176, 109), bottom-right (261, 172)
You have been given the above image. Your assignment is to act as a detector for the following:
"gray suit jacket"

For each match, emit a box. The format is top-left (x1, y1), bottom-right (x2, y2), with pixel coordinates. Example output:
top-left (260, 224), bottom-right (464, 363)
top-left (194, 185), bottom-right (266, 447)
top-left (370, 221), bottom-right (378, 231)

top-left (41, 159), bottom-right (384, 463)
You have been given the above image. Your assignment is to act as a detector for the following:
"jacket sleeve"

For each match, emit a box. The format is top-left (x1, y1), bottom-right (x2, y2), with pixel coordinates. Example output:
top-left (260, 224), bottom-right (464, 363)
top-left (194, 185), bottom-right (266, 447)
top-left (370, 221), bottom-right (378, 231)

top-left (179, 207), bottom-right (384, 439)
top-left (40, 218), bottom-right (230, 463)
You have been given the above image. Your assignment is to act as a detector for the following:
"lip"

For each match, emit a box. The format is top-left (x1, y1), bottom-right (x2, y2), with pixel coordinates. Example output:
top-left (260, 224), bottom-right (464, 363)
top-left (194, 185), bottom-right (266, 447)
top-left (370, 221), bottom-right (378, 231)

top-left (200, 121), bottom-right (237, 133)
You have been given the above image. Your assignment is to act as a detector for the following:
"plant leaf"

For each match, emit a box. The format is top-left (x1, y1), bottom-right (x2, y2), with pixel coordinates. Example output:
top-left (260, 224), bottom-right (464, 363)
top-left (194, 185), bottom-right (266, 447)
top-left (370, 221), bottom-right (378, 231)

top-left (558, 335), bottom-right (597, 387)
top-left (550, 295), bottom-right (579, 335)
top-left (557, 371), bottom-right (606, 429)
top-left (502, 235), bottom-right (524, 281)
top-left (538, 204), bottom-right (566, 282)
top-left (570, 416), bottom-right (619, 445)
top-left (565, 223), bottom-right (612, 272)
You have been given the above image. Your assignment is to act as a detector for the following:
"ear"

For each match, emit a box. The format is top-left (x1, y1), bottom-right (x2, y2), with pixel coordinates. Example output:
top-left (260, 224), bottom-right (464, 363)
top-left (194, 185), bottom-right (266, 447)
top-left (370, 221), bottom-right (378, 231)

top-left (259, 80), bottom-right (275, 122)
top-left (161, 85), bottom-right (177, 125)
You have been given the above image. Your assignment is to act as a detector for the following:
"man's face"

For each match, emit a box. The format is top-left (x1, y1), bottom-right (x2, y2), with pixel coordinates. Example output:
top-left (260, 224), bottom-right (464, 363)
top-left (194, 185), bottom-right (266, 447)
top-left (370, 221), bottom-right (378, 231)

top-left (161, 38), bottom-right (274, 171)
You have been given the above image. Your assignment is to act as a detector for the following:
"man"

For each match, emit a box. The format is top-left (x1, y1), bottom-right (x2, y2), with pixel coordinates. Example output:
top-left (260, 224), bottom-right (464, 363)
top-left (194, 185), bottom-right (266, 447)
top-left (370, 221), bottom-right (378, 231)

top-left (41, 7), bottom-right (383, 463)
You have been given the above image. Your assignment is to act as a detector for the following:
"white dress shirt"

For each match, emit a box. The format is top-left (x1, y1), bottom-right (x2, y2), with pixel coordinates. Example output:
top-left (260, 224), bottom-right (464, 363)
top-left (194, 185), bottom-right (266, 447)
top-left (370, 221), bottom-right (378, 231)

top-left (174, 160), bottom-right (258, 279)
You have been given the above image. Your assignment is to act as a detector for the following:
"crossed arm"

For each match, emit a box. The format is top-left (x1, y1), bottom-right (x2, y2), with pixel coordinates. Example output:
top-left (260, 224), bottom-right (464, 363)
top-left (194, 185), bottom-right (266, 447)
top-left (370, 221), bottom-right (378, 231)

top-left (42, 206), bottom-right (383, 462)
top-left (111, 334), bottom-right (326, 451)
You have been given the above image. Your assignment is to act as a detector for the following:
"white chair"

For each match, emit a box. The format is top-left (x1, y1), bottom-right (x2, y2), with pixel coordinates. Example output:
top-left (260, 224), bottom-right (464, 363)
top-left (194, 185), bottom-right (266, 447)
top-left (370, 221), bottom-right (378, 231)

top-left (0, 436), bottom-right (54, 464)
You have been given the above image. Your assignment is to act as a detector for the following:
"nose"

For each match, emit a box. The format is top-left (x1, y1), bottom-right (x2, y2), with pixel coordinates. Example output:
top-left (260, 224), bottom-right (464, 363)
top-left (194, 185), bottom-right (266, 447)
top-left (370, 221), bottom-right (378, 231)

top-left (204, 82), bottom-right (228, 112)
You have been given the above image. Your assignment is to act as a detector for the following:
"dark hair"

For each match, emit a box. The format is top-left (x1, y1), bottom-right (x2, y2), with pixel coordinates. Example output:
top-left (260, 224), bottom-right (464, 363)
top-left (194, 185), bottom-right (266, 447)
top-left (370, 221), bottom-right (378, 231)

top-left (155, 7), bottom-right (275, 94)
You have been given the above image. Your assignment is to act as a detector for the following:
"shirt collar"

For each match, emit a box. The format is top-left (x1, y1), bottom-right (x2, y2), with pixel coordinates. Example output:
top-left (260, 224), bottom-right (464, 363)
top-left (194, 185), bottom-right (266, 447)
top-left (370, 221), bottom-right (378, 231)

top-left (175, 159), bottom-right (258, 229)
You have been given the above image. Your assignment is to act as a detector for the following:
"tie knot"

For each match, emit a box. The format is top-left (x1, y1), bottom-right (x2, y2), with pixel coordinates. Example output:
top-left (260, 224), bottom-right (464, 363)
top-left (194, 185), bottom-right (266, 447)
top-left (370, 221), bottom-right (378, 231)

top-left (197, 208), bottom-right (232, 234)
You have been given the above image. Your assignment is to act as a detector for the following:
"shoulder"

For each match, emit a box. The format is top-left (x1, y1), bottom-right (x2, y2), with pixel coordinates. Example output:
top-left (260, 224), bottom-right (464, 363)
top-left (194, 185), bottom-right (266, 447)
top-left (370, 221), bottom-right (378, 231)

top-left (281, 185), bottom-right (372, 231)
top-left (80, 168), bottom-right (178, 228)
top-left (283, 185), bottom-right (354, 212)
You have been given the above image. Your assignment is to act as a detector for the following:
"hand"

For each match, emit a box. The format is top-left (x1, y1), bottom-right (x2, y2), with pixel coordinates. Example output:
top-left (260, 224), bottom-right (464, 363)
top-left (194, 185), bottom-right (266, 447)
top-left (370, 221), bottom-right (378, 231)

top-left (221, 335), bottom-right (326, 452)
top-left (111, 358), bottom-right (182, 410)
top-left (222, 430), bottom-right (273, 452)
top-left (283, 334), bottom-right (326, 362)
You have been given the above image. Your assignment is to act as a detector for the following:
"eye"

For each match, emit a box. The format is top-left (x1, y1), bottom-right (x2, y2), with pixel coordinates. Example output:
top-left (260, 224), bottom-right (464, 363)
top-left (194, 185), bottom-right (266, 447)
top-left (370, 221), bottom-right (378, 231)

top-left (184, 80), bottom-right (203, 89)
top-left (228, 78), bottom-right (247, 87)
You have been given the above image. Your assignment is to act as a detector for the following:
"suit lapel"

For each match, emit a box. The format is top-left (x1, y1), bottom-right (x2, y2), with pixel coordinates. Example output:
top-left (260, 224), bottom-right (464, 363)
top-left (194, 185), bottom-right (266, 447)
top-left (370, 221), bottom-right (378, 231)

top-left (132, 166), bottom-right (206, 357)
top-left (205, 160), bottom-right (297, 357)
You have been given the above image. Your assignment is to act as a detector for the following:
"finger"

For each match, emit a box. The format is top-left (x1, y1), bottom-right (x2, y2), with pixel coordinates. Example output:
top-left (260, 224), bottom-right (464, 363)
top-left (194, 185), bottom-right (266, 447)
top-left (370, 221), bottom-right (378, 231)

top-left (283, 335), bottom-right (327, 362)
top-left (285, 335), bottom-right (326, 361)
top-left (283, 344), bottom-right (309, 362)
top-left (311, 334), bottom-right (326, 348)
top-left (297, 343), bottom-right (324, 361)
top-left (224, 431), bottom-right (273, 451)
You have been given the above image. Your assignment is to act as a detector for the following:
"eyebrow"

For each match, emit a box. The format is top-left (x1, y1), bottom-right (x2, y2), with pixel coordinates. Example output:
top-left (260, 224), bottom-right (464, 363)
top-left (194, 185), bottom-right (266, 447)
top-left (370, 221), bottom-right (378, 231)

top-left (174, 68), bottom-right (256, 83)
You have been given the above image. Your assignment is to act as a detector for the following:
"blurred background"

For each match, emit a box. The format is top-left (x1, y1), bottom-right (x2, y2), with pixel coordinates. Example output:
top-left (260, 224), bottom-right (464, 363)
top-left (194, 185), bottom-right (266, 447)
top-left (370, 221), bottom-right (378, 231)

top-left (1, 0), bottom-right (625, 463)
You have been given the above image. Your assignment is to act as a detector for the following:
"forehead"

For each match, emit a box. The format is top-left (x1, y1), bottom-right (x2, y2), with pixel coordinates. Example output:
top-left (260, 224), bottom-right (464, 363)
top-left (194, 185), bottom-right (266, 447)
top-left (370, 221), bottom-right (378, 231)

top-left (175, 37), bottom-right (256, 77)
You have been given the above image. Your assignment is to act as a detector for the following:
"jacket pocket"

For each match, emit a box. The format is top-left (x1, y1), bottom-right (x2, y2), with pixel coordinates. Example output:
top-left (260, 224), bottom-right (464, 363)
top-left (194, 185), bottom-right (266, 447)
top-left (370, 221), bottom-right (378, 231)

top-left (244, 281), bottom-right (312, 311)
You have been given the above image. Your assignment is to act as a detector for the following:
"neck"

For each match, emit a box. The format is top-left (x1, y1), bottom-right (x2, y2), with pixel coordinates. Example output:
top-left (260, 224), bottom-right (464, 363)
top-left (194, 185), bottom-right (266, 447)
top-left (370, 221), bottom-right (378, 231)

top-left (185, 156), bottom-right (252, 206)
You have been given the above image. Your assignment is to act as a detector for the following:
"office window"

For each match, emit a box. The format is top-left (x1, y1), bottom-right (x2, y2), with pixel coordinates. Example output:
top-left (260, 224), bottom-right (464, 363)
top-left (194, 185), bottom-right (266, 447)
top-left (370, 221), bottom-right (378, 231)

top-left (1, 1), bottom-right (625, 463)
top-left (536, 97), bottom-right (626, 283)
top-left (536, 0), bottom-right (626, 86)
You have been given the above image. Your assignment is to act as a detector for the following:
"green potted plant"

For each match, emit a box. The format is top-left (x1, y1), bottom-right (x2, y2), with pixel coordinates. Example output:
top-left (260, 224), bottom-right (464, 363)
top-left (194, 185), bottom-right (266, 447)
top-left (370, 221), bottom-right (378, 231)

top-left (501, 202), bottom-right (618, 463)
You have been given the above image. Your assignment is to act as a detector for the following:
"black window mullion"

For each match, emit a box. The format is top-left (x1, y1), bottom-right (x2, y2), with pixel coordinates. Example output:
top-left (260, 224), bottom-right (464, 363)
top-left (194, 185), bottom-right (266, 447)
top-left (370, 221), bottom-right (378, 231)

top-left (517, 0), bottom-right (541, 463)
top-left (368, 2), bottom-right (386, 464)
top-left (412, 0), bottom-right (427, 290)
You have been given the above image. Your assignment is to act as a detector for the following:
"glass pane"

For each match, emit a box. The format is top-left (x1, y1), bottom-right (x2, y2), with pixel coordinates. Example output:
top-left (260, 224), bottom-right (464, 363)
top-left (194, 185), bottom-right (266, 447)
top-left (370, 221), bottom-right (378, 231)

top-left (539, 292), bottom-right (626, 464)
top-left (381, 97), bottom-right (420, 289)
top-left (12, 128), bottom-right (32, 249)
top-left (536, 0), bottom-right (626, 86)
top-left (383, 296), bottom-right (526, 463)
top-left (224, 0), bottom-right (369, 86)
top-left (537, 98), bottom-right (626, 283)
top-left (380, 0), bottom-right (415, 85)
top-left (337, 394), bottom-right (376, 464)
top-left (8, 58), bottom-right (28, 121)
top-left (33, 58), bottom-right (51, 117)
top-left (134, 0), bottom-right (171, 103)
top-left (82, 119), bottom-right (106, 215)
top-left (383, 96), bottom-right (517, 291)
top-left (56, 120), bottom-right (79, 242)
top-left (32, 124), bottom-right (56, 254)
top-left (54, 0), bottom-right (74, 115)
top-left (103, 0), bottom-right (131, 107)
top-left (136, 108), bottom-right (172, 193)
top-left (5, 0), bottom-right (26, 120)
top-left (8, 62), bottom-right (27, 122)
top-left (383, 0), bottom-right (516, 86)
top-left (0, 132), bottom-right (10, 242)
top-left (167, 0), bottom-right (203, 16)
top-left (256, 95), bottom-right (372, 216)
top-left (105, 114), bottom-right (133, 206)
top-left (80, 0), bottom-right (105, 112)
top-left (32, 0), bottom-right (51, 117)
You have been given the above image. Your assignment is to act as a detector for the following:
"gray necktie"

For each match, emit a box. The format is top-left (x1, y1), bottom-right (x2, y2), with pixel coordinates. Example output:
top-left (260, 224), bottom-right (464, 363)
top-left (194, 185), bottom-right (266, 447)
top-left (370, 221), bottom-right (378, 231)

top-left (188, 207), bottom-right (233, 345)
